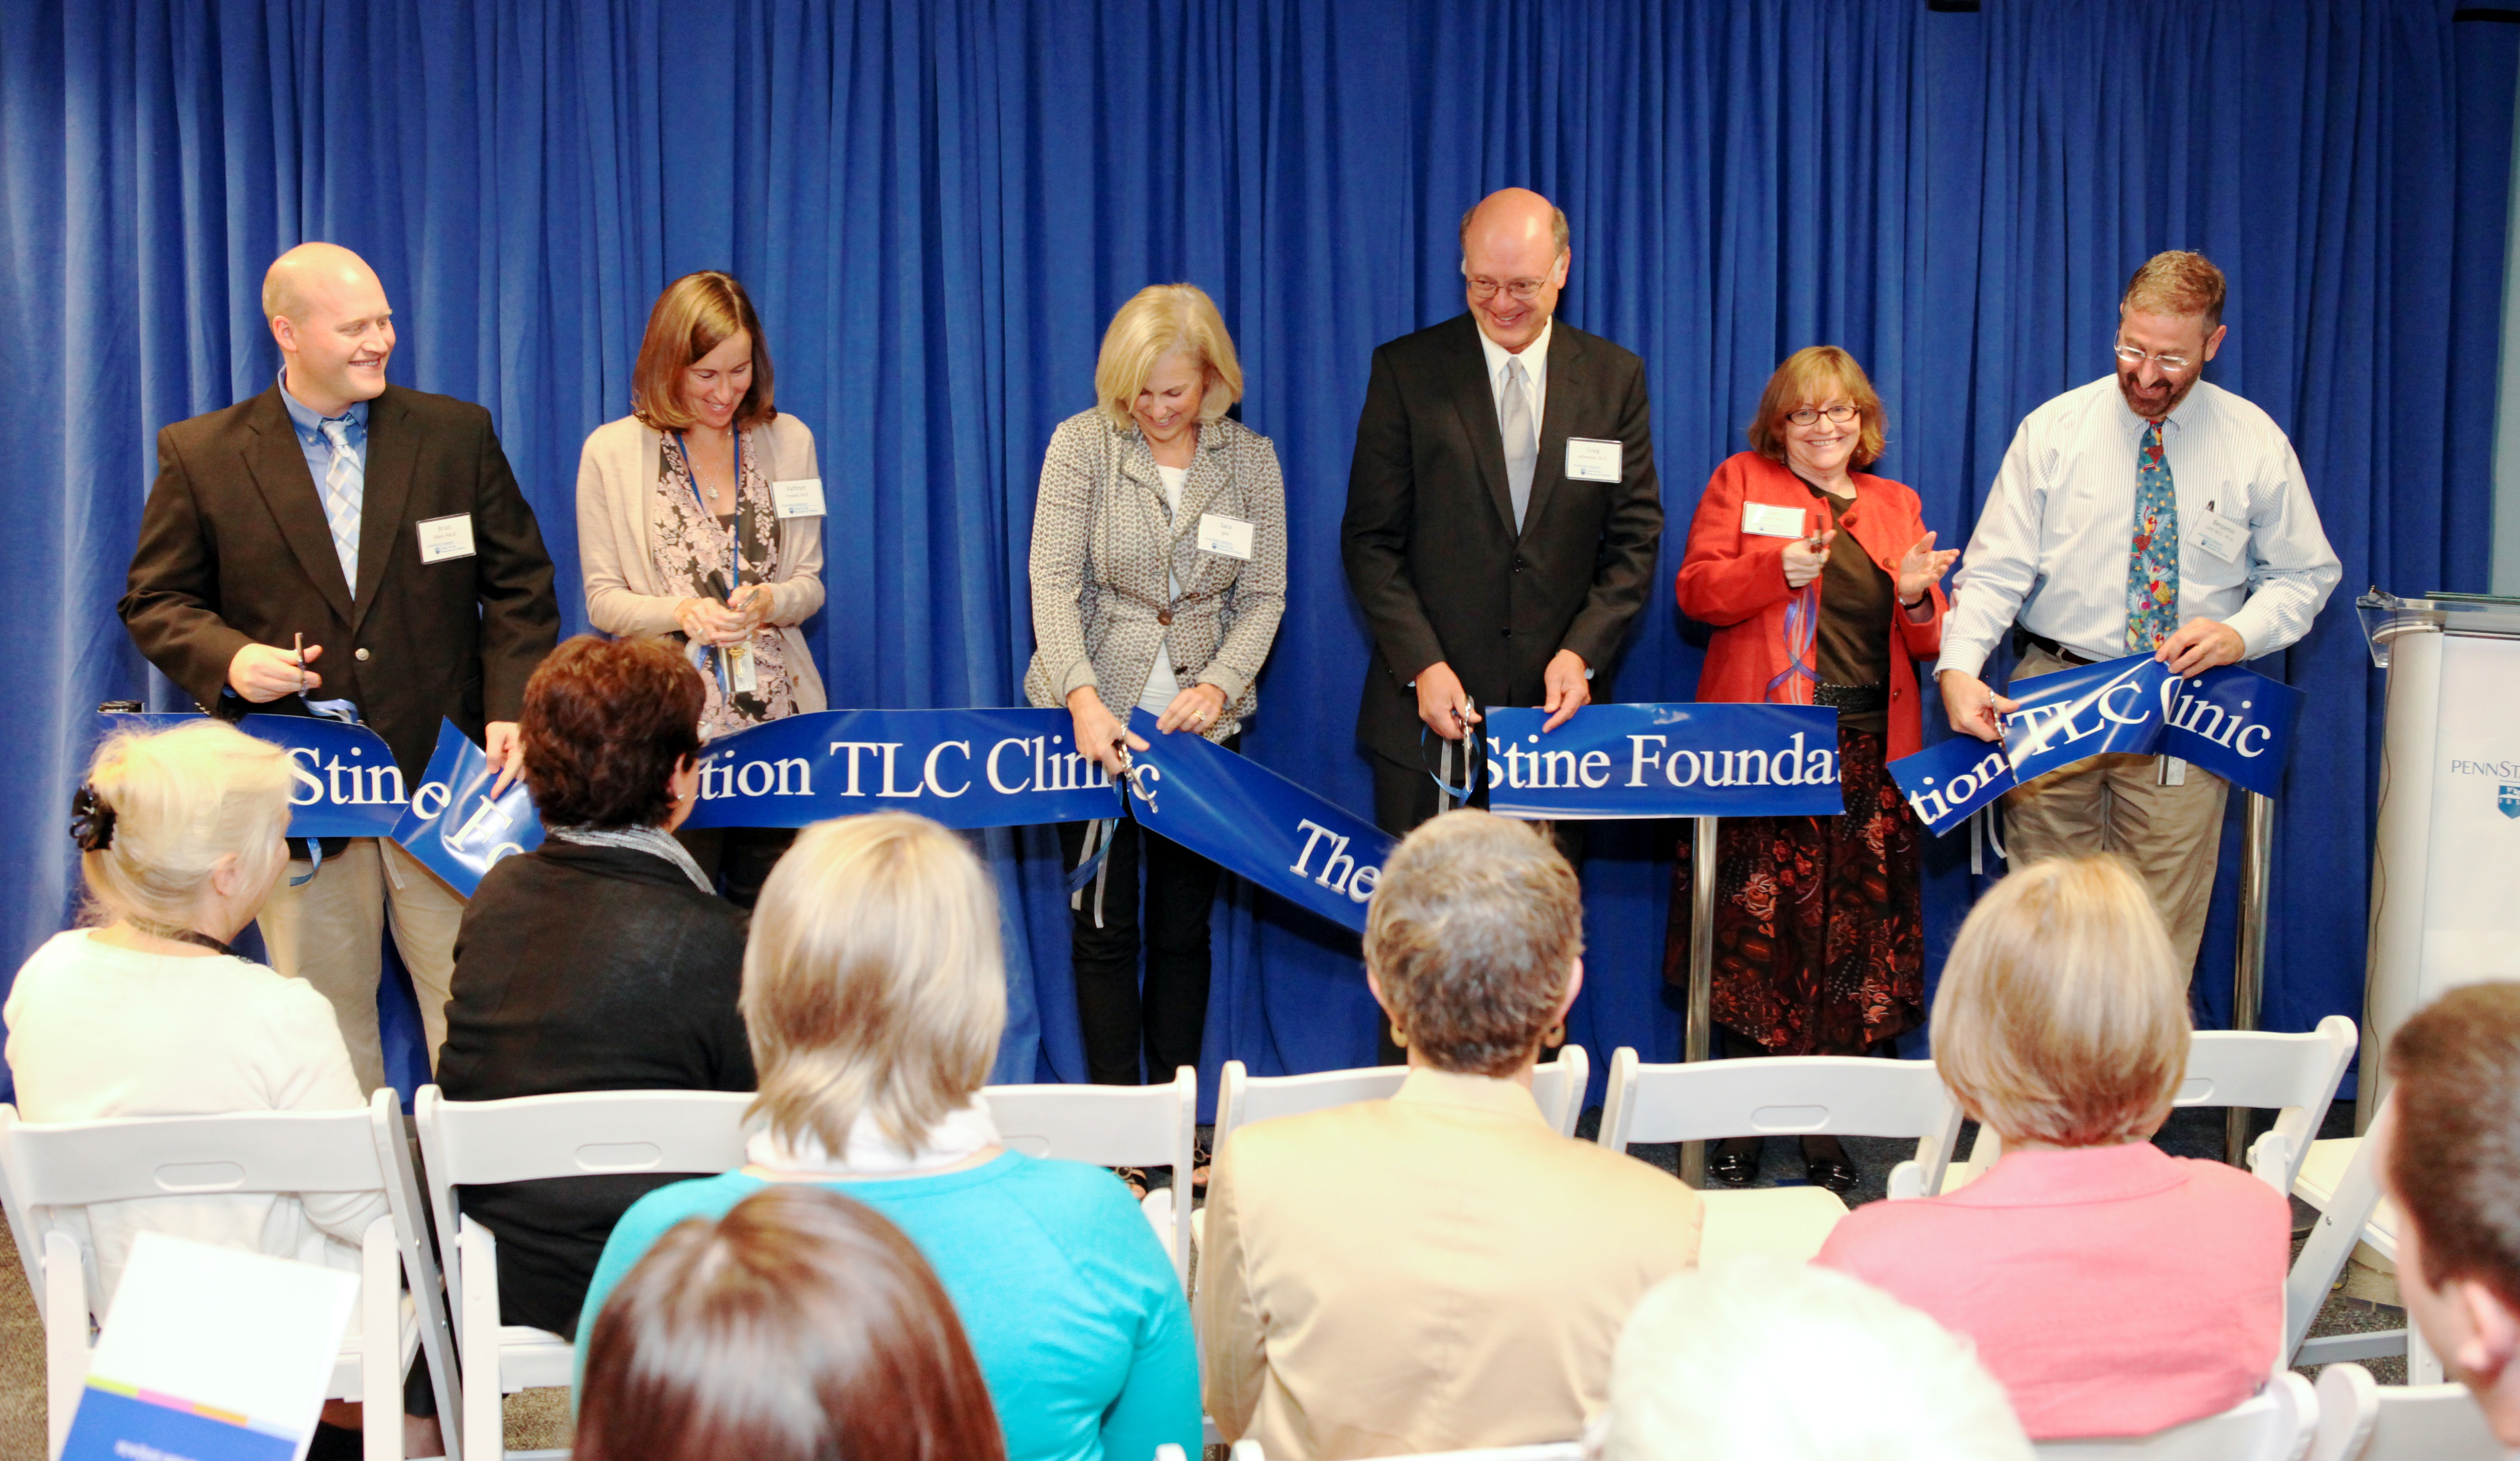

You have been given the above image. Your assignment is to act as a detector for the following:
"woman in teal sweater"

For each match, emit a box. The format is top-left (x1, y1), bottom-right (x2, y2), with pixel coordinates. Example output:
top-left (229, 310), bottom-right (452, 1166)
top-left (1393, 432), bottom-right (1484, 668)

top-left (574, 813), bottom-right (1198, 1461)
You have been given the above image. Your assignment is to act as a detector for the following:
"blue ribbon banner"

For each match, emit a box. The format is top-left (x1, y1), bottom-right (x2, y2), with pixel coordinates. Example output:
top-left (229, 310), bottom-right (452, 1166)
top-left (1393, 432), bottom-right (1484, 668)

top-left (1889, 655), bottom-right (2306, 836)
top-left (96, 713), bottom-right (406, 839)
top-left (1480, 703), bottom-right (1847, 819)
top-left (389, 720), bottom-right (546, 897)
top-left (675, 708), bottom-right (1125, 831)
top-left (1123, 710), bottom-right (1394, 935)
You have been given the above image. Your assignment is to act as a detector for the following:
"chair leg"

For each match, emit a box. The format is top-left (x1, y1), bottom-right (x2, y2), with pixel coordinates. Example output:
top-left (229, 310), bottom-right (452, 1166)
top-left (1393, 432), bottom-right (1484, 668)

top-left (459, 1223), bottom-right (503, 1461)
top-left (362, 1217), bottom-right (402, 1461)
top-left (43, 1233), bottom-right (85, 1461)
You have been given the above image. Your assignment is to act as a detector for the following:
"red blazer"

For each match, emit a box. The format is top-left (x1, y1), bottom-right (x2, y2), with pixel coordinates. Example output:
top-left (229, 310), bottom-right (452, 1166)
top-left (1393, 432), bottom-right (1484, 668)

top-left (1676, 452), bottom-right (1945, 761)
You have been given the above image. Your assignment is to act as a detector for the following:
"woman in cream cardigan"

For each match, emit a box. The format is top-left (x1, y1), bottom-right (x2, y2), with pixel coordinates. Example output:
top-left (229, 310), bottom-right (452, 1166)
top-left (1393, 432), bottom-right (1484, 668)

top-left (577, 271), bottom-right (824, 905)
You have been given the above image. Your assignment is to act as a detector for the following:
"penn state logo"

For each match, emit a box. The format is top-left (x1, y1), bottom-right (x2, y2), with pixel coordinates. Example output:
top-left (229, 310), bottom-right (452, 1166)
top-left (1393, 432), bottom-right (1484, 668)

top-left (2501, 784), bottom-right (2520, 820)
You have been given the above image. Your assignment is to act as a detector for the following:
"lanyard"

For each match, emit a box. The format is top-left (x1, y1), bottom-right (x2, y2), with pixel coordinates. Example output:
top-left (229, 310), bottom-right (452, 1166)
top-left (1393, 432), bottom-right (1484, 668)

top-left (671, 429), bottom-right (744, 598)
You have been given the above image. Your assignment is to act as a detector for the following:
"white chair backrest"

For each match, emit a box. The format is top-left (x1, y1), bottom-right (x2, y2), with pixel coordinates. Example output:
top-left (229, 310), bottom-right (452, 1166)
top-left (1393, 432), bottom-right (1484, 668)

top-left (413, 1085), bottom-right (755, 1345)
top-left (2309, 1363), bottom-right (2503, 1461)
top-left (0, 1090), bottom-right (462, 1455)
top-left (1218, 1049), bottom-right (1591, 1146)
top-left (2033, 1371), bottom-right (2314, 1461)
top-left (2178, 1016), bottom-right (2357, 1192)
top-left (1529, 1045), bottom-right (1589, 1139)
top-left (1352, 1447), bottom-right (1587, 1460)
top-left (1597, 1048), bottom-right (1964, 1195)
top-left (985, 1067), bottom-right (1196, 1291)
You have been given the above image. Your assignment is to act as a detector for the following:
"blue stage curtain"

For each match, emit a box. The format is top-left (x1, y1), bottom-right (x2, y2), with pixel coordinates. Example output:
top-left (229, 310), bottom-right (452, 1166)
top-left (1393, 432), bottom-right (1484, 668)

top-left (4, 0), bottom-right (2509, 1108)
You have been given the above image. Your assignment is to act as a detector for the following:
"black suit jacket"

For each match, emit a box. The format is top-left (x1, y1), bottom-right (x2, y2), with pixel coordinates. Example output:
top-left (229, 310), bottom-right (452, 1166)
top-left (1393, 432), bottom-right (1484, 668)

top-left (1341, 313), bottom-right (1665, 764)
top-left (436, 840), bottom-right (755, 1336)
top-left (119, 383), bottom-right (560, 778)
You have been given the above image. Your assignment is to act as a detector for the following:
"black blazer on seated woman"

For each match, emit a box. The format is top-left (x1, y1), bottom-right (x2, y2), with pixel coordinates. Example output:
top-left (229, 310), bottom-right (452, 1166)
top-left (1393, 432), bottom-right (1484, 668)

top-left (435, 838), bottom-right (755, 1337)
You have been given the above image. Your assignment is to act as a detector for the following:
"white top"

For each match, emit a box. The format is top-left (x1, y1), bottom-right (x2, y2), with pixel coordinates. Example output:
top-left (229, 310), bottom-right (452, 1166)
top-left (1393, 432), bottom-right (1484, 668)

top-left (2, 931), bottom-right (385, 1313)
top-left (1937, 376), bottom-right (2341, 679)
top-left (1137, 463), bottom-right (1192, 715)
top-left (1477, 315), bottom-right (1553, 439)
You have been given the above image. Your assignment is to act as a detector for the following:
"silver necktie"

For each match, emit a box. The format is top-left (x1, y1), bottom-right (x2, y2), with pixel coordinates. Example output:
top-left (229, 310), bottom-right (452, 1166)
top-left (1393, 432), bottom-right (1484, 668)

top-left (1501, 355), bottom-right (1537, 532)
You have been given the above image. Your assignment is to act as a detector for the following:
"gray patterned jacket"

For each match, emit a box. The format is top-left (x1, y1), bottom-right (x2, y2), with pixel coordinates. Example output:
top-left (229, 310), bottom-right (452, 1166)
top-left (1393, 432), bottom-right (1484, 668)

top-left (1024, 409), bottom-right (1288, 742)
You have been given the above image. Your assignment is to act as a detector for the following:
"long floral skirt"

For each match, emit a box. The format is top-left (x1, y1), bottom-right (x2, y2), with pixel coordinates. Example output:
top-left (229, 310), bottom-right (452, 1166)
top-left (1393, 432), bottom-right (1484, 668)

top-left (1661, 726), bottom-right (1924, 1056)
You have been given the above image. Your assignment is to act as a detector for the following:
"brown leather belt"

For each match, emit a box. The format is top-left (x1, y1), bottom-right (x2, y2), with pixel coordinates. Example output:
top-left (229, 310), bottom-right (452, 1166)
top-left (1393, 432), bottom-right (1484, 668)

top-left (2014, 628), bottom-right (2098, 668)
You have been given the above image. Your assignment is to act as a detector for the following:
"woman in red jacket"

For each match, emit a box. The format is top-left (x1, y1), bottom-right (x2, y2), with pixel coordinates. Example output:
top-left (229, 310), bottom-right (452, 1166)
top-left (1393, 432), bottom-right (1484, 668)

top-left (1670, 346), bottom-right (1958, 1193)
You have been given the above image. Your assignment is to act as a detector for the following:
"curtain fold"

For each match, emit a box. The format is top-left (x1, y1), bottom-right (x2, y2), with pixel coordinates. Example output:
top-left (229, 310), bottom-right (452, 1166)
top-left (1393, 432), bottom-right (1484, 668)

top-left (5, 0), bottom-right (2509, 1107)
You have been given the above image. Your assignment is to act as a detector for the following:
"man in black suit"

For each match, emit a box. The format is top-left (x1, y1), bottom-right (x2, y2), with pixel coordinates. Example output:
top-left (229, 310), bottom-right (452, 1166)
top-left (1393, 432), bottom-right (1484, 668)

top-left (1343, 187), bottom-right (1664, 836)
top-left (120, 241), bottom-right (560, 1091)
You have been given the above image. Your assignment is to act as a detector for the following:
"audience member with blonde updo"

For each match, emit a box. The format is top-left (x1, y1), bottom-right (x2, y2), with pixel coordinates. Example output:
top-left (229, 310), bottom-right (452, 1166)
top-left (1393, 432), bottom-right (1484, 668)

top-left (4, 719), bottom-right (440, 1449)
top-left (574, 812), bottom-right (1197, 1461)
top-left (1597, 1257), bottom-right (2030, 1461)
top-left (5, 719), bottom-right (383, 1303)
top-left (1816, 855), bottom-right (2288, 1439)
top-left (574, 1184), bottom-right (1006, 1461)
top-left (1198, 810), bottom-right (1702, 1461)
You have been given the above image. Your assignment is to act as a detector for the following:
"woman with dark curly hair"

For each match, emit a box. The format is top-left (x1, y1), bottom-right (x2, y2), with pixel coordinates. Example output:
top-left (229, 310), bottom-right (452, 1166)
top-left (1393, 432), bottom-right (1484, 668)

top-left (434, 634), bottom-right (757, 1336)
top-left (1669, 346), bottom-right (1958, 1194)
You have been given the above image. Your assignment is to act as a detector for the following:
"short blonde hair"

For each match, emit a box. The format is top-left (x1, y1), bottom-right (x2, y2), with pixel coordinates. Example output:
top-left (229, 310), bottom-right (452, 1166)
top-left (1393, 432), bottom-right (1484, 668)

top-left (2122, 250), bottom-right (2227, 331)
top-left (1093, 284), bottom-right (1243, 429)
top-left (81, 720), bottom-right (293, 929)
top-left (1746, 346), bottom-right (1887, 469)
top-left (1365, 811), bottom-right (1580, 1077)
top-left (1931, 856), bottom-right (2188, 1147)
top-left (742, 814), bottom-right (1006, 1157)
top-left (632, 271), bottom-right (778, 433)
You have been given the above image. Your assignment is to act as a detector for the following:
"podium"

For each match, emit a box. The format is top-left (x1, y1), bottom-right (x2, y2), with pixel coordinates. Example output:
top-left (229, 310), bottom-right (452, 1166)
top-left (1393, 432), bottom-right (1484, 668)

top-left (2357, 589), bottom-right (2520, 1128)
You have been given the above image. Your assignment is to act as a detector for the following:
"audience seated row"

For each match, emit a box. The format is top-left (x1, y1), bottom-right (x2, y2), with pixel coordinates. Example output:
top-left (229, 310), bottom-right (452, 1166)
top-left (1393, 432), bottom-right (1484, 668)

top-left (13, 632), bottom-right (2520, 1460)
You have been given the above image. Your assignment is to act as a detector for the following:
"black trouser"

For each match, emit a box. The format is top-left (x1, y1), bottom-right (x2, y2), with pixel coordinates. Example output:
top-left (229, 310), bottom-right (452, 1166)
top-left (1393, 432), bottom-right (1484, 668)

top-left (1367, 749), bottom-right (1584, 1064)
top-left (674, 826), bottom-right (798, 910)
top-left (1057, 811), bottom-right (1224, 1086)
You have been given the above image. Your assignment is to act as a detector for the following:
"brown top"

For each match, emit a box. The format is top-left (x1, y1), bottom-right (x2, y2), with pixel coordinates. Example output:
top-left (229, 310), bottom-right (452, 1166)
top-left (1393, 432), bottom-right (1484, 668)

top-left (1802, 477), bottom-right (1893, 735)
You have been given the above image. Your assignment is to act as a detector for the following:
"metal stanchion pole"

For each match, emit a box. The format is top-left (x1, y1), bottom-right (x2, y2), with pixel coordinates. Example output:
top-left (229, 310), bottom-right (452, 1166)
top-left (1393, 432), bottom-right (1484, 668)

top-left (2226, 790), bottom-right (2275, 1166)
top-left (1682, 814), bottom-right (1718, 1187)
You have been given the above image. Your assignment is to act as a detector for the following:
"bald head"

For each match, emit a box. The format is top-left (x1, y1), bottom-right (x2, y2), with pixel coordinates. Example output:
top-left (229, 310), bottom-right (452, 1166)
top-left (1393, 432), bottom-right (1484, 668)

top-left (1458, 188), bottom-right (1570, 353)
top-left (264, 243), bottom-right (394, 415)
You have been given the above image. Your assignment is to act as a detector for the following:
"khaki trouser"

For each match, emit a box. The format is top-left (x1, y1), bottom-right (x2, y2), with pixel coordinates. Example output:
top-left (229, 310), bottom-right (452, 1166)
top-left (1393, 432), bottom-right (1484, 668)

top-left (254, 837), bottom-right (465, 1094)
top-left (1999, 646), bottom-right (2228, 980)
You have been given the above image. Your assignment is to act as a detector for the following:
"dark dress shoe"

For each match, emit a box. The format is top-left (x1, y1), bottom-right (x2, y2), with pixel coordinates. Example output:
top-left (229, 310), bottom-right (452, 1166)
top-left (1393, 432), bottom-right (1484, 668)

top-left (1706, 1135), bottom-right (1763, 1186)
top-left (1803, 1151), bottom-right (1861, 1196)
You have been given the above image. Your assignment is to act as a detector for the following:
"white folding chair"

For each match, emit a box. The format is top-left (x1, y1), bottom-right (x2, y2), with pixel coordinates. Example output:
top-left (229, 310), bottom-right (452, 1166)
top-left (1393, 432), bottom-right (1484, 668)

top-left (0, 1090), bottom-right (459, 1461)
top-left (2030, 1372), bottom-right (2314, 1460)
top-left (1215, 1048), bottom-right (1591, 1146)
top-left (413, 1086), bottom-right (753, 1461)
top-left (1595, 1049), bottom-right (1964, 1264)
top-left (2282, 1095), bottom-right (2432, 1378)
top-left (1194, 1443), bottom-right (1584, 1461)
top-left (1948, 1016), bottom-right (2358, 1194)
top-left (2306, 1363), bottom-right (2503, 1461)
top-left (985, 1067), bottom-right (1196, 1294)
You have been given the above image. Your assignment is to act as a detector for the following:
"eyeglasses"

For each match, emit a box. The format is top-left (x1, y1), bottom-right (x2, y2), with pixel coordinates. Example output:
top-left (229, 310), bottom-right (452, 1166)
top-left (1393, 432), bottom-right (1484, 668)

top-left (1466, 276), bottom-right (1550, 302)
top-left (1785, 404), bottom-right (1859, 427)
top-left (2113, 344), bottom-right (2196, 374)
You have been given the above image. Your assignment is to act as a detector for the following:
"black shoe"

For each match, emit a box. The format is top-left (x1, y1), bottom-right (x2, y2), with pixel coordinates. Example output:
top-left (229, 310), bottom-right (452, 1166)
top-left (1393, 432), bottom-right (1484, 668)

top-left (1801, 1137), bottom-right (1859, 1196)
top-left (1706, 1136), bottom-right (1763, 1186)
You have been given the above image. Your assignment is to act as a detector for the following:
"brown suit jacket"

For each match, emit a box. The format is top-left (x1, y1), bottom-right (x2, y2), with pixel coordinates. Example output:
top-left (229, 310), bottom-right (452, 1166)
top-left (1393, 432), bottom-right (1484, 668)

top-left (119, 383), bottom-right (560, 778)
top-left (1341, 313), bottom-right (1665, 765)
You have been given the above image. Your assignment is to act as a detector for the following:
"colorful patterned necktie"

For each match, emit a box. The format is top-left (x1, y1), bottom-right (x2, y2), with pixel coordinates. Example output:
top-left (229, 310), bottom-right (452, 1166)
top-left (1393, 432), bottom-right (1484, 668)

top-left (2126, 420), bottom-right (2178, 652)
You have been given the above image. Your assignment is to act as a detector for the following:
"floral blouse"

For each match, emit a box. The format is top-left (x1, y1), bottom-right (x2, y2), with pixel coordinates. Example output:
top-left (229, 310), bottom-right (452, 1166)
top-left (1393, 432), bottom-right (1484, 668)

top-left (652, 431), bottom-right (801, 735)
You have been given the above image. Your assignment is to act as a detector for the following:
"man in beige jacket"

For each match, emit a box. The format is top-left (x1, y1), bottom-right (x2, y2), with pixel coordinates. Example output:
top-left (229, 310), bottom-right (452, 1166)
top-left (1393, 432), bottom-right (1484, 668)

top-left (1197, 811), bottom-right (1703, 1460)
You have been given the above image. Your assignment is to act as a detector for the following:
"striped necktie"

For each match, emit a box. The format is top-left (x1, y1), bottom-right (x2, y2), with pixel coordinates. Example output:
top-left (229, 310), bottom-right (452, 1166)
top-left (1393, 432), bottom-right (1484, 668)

top-left (2126, 420), bottom-right (2178, 652)
top-left (319, 417), bottom-right (363, 595)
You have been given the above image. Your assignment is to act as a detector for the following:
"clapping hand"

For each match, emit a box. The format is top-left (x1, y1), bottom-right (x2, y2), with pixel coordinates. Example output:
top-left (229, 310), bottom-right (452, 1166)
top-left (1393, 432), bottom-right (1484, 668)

top-left (1780, 529), bottom-right (1836, 590)
top-left (1896, 531), bottom-right (1960, 606)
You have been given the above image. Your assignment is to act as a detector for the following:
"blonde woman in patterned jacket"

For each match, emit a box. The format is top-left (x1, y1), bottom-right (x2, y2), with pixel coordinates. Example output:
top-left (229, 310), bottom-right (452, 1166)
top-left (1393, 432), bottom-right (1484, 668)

top-left (1025, 284), bottom-right (1288, 1180)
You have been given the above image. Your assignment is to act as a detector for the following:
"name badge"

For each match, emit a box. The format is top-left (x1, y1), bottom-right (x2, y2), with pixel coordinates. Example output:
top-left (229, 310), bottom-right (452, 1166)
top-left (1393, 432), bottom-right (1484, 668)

top-left (724, 640), bottom-right (759, 696)
top-left (1565, 437), bottom-right (1623, 482)
top-left (771, 477), bottom-right (827, 519)
top-left (2189, 511), bottom-right (2246, 564)
top-left (1741, 501), bottom-right (1808, 539)
top-left (417, 513), bottom-right (476, 564)
top-left (1197, 512), bottom-right (1255, 561)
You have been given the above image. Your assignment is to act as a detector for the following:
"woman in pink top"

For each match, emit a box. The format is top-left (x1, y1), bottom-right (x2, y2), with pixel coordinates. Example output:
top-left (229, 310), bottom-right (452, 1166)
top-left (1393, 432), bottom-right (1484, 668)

top-left (1816, 855), bottom-right (2288, 1440)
